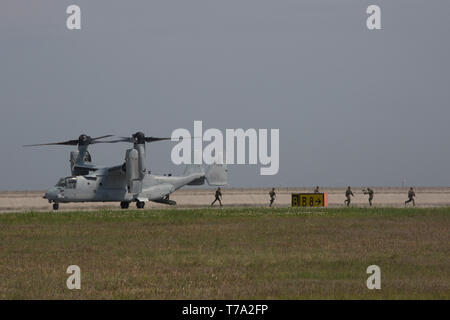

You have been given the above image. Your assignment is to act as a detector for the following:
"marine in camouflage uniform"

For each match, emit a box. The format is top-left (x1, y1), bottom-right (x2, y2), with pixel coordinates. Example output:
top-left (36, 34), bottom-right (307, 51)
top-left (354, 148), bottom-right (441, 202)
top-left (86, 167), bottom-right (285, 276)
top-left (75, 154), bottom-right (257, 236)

top-left (211, 187), bottom-right (223, 207)
top-left (269, 188), bottom-right (276, 207)
top-left (344, 186), bottom-right (354, 207)
top-left (363, 188), bottom-right (374, 207)
top-left (404, 187), bottom-right (416, 206)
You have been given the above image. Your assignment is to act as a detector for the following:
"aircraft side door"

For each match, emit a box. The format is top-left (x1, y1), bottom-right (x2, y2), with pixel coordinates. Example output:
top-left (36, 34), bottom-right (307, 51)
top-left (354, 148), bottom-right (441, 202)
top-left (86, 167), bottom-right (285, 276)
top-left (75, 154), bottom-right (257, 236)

top-left (75, 177), bottom-right (97, 201)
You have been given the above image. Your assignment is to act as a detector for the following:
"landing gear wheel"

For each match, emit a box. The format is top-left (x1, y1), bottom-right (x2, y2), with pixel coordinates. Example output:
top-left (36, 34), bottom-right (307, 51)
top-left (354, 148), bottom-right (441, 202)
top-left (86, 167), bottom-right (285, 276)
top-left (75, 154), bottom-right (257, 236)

top-left (53, 203), bottom-right (59, 210)
top-left (136, 201), bottom-right (145, 209)
top-left (120, 201), bottom-right (130, 209)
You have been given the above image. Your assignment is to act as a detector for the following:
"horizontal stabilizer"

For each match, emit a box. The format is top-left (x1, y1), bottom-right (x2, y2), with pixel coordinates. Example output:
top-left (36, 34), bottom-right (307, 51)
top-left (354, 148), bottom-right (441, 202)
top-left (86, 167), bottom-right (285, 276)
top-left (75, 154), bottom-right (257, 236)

top-left (187, 177), bottom-right (206, 185)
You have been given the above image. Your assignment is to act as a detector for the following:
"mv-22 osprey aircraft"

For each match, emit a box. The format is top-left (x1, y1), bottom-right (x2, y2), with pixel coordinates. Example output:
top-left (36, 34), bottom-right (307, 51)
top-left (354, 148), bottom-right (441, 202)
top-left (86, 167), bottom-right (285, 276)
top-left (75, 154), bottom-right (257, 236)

top-left (24, 132), bottom-right (227, 210)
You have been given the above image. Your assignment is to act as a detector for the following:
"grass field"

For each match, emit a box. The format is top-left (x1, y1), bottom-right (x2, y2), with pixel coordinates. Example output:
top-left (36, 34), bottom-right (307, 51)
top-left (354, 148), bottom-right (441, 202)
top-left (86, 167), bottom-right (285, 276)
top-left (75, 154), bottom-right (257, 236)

top-left (0, 207), bottom-right (449, 299)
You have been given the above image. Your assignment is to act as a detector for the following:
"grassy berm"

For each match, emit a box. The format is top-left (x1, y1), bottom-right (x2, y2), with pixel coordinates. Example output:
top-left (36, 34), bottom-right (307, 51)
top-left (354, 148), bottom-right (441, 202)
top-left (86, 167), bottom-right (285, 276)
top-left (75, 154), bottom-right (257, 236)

top-left (0, 207), bottom-right (449, 299)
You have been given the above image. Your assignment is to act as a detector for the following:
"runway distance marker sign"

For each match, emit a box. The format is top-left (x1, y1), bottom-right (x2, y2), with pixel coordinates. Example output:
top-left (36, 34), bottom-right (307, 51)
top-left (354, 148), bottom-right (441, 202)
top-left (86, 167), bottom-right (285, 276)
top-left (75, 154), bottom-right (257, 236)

top-left (292, 193), bottom-right (328, 207)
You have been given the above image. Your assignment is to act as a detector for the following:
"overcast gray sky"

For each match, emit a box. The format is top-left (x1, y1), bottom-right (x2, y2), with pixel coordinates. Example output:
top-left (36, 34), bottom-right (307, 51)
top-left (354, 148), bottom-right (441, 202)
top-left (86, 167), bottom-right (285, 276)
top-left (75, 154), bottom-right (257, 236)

top-left (1, 0), bottom-right (449, 190)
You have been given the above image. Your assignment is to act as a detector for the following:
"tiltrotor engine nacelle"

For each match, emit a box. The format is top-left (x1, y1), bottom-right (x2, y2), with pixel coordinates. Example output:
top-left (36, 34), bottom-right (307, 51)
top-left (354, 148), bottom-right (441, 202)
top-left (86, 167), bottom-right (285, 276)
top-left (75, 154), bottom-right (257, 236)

top-left (125, 148), bottom-right (141, 194)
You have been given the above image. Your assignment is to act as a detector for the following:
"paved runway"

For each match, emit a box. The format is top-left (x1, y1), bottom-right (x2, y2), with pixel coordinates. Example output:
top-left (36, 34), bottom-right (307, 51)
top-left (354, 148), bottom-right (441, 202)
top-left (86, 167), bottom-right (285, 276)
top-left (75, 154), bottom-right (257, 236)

top-left (1, 187), bottom-right (450, 212)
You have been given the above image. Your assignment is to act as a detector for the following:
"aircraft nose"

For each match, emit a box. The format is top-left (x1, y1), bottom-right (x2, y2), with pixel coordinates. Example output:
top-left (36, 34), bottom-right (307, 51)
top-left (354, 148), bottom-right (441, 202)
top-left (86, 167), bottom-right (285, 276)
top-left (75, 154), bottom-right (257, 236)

top-left (44, 188), bottom-right (61, 201)
top-left (44, 189), bottom-right (54, 200)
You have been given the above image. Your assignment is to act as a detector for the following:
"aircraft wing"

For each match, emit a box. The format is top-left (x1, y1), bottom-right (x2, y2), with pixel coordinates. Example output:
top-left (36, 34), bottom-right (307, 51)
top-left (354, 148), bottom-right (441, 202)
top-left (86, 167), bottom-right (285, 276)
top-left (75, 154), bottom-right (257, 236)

top-left (107, 164), bottom-right (125, 174)
top-left (72, 163), bottom-right (104, 172)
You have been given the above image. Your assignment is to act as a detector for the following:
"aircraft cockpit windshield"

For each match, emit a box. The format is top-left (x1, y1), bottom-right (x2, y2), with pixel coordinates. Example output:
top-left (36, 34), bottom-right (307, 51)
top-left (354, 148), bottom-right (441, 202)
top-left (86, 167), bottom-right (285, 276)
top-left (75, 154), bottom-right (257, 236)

top-left (55, 178), bottom-right (65, 187)
top-left (55, 177), bottom-right (77, 189)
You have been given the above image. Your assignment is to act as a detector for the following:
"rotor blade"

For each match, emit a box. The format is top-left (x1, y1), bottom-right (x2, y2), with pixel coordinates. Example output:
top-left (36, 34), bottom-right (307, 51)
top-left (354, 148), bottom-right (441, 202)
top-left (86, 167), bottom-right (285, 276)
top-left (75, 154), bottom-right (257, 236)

top-left (119, 136), bottom-right (135, 142)
top-left (144, 136), bottom-right (202, 142)
top-left (144, 137), bottom-right (172, 143)
top-left (91, 135), bottom-right (114, 141)
top-left (89, 135), bottom-right (115, 144)
top-left (23, 134), bottom-right (114, 147)
top-left (23, 140), bottom-right (79, 147)
top-left (100, 135), bottom-right (200, 144)
top-left (100, 137), bottom-right (133, 143)
top-left (91, 140), bottom-right (121, 144)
